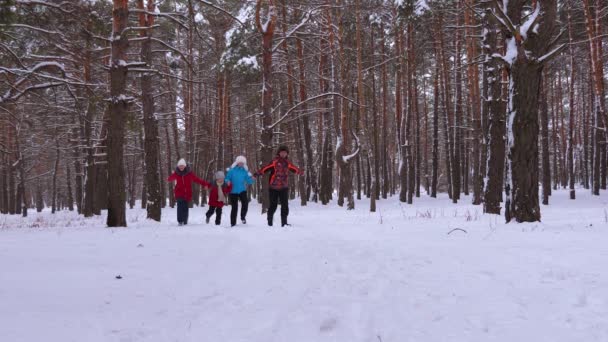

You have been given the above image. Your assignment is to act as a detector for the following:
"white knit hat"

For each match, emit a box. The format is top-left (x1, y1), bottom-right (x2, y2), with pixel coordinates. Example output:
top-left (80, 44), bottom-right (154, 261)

top-left (177, 158), bottom-right (187, 167)
top-left (231, 155), bottom-right (248, 171)
top-left (215, 171), bottom-right (225, 179)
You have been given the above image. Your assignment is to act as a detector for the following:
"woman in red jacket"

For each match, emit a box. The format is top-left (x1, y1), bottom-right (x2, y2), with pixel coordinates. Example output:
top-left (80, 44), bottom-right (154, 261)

top-left (167, 159), bottom-right (210, 225)
top-left (205, 171), bottom-right (232, 225)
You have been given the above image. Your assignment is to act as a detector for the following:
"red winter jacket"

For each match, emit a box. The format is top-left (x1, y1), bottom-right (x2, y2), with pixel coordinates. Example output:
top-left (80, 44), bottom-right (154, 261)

top-left (208, 182), bottom-right (232, 208)
top-left (167, 166), bottom-right (210, 202)
top-left (257, 157), bottom-right (302, 190)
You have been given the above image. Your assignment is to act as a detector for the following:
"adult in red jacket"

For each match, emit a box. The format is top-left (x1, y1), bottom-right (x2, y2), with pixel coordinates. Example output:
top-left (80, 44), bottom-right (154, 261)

top-left (206, 171), bottom-right (233, 225)
top-left (167, 158), bottom-right (210, 225)
top-left (255, 145), bottom-right (303, 227)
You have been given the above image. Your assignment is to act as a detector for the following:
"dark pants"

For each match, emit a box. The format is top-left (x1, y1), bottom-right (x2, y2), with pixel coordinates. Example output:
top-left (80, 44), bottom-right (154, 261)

top-left (268, 188), bottom-right (289, 225)
top-left (229, 191), bottom-right (248, 225)
top-left (206, 206), bottom-right (223, 225)
top-left (176, 198), bottom-right (189, 224)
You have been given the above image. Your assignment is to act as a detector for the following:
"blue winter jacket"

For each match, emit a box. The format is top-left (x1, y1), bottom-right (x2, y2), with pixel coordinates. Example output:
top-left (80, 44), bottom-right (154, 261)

top-left (225, 166), bottom-right (255, 194)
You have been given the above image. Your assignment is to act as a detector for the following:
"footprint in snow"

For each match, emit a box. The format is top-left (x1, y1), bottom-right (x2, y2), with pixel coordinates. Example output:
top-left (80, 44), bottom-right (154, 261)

top-left (319, 317), bottom-right (338, 332)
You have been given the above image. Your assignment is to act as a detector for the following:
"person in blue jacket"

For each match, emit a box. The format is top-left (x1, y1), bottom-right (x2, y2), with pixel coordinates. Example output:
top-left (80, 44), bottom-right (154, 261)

top-left (225, 155), bottom-right (255, 227)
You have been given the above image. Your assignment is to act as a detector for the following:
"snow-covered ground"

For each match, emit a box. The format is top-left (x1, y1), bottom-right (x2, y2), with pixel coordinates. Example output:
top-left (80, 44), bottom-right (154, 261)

top-left (1, 190), bottom-right (608, 342)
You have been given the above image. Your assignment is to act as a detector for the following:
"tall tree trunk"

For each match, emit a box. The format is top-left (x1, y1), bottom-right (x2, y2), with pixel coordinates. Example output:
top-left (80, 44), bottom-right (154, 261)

top-left (452, 12), bottom-right (463, 203)
top-left (397, 22), bottom-right (407, 203)
top-left (256, 0), bottom-right (277, 213)
top-left (106, 0), bottom-right (130, 227)
top-left (52, 138), bottom-right (60, 214)
top-left (370, 22), bottom-right (378, 211)
top-left (435, 12), bottom-right (453, 199)
top-left (583, 0), bottom-right (606, 195)
top-left (66, 163), bottom-right (74, 211)
top-left (380, 23), bottom-right (389, 199)
top-left (567, 7), bottom-right (576, 200)
top-left (503, 0), bottom-right (558, 223)
top-left (431, 66), bottom-right (439, 198)
top-left (466, 0), bottom-right (483, 205)
top-left (138, 0), bottom-right (161, 221)
top-left (483, 14), bottom-right (506, 215)
top-left (540, 76), bottom-right (551, 205)
top-left (407, 22), bottom-right (416, 204)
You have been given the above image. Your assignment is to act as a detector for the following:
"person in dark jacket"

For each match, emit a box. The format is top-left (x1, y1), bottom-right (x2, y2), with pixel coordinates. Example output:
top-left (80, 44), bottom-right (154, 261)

top-left (255, 146), bottom-right (303, 227)
top-left (206, 171), bottom-right (232, 225)
top-left (225, 155), bottom-right (255, 227)
top-left (167, 158), bottom-right (211, 225)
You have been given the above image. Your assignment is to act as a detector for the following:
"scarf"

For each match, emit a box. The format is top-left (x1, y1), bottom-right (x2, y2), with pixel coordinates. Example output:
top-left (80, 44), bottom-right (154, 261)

top-left (216, 181), bottom-right (226, 203)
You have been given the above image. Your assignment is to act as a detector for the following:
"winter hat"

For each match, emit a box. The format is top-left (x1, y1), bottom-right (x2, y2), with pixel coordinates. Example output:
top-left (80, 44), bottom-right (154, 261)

top-left (215, 171), bottom-right (225, 180)
top-left (177, 158), bottom-right (187, 167)
top-left (277, 145), bottom-right (289, 155)
top-left (231, 155), bottom-right (249, 171)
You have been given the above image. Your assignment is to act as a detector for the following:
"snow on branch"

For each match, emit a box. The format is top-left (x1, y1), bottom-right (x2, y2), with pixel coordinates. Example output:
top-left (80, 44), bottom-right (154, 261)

top-left (130, 9), bottom-right (188, 30)
top-left (343, 131), bottom-right (360, 163)
top-left (0, 23), bottom-right (62, 36)
top-left (1, 82), bottom-right (63, 104)
top-left (519, 1), bottom-right (540, 40)
top-left (0, 61), bottom-right (69, 104)
top-left (537, 43), bottom-right (566, 64)
top-left (194, 0), bottom-right (246, 28)
top-left (255, 0), bottom-right (276, 34)
top-left (150, 38), bottom-right (193, 70)
top-left (489, 0), bottom-right (517, 35)
top-left (16, 0), bottom-right (76, 15)
top-left (272, 9), bottom-right (315, 52)
top-left (268, 92), bottom-right (360, 130)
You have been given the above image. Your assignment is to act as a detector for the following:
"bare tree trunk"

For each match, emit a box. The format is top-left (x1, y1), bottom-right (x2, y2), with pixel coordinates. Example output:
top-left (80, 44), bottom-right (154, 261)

top-left (106, 0), bottom-right (129, 227)
top-left (397, 22), bottom-right (407, 203)
top-left (381, 23), bottom-right (389, 199)
top-left (483, 14), bottom-right (506, 215)
top-left (52, 139), bottom-right (60, 214)
top-left (567, 7), bottom-right (576, 200)
top-left (138, 0), bottom-right (161, 221)
top-left (465, 0), bottom-right (482, 205)
top-left (435, 13), bottom-right (453, 199)
top-left (407, 22), bottom-right (416, 204)
top-left (583, 77), bottom-right (590, 189)
top-left (431, 66), bottom-right (439, 198)
top-left (452, 12), bottom-right (463, 203)
top-left (540, 76), bottom-right (551, 205)
top-left (256, 0), bottom-right (277, 213)
top-left (583, 0), bottom-right (606, 196)
top-left (370, 22), bottom-right (378, 211)
top-left (503, 0), bottom-right (558, 223)
top-left (66, 163), bottom-right (74, 211)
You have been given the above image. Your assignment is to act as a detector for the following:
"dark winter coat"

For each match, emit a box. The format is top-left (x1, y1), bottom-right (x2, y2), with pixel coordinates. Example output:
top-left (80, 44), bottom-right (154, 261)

top-left (208, 182), bottom-right (232, 208)
top-left (257, 157), bottom-right (302, 190)
top-left (167, 166), bottom-right (211, 202)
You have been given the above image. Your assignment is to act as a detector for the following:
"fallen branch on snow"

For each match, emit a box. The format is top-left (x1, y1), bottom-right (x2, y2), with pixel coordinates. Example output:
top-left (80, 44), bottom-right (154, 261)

top-left (447, 228), bottom-right (468, 235)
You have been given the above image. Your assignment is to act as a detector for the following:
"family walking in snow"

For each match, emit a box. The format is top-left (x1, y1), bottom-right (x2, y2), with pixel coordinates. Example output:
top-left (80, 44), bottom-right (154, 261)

top-left (167, 146), bottom-right (302, 227)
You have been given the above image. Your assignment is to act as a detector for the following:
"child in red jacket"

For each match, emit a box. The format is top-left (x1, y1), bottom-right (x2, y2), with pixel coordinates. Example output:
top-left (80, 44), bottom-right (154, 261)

top-left (206, 171), bottom-right (232, 225)
top-left (167, 159), bottom-right (211, 226)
